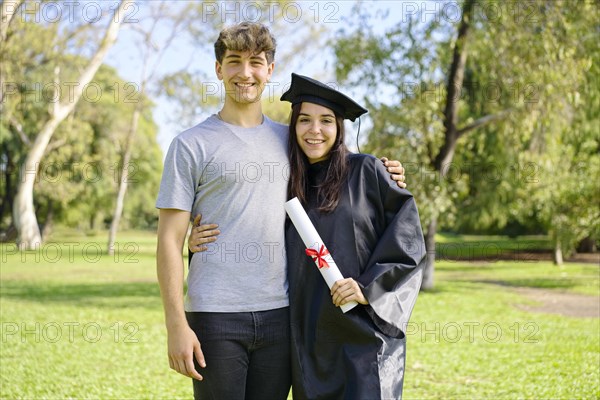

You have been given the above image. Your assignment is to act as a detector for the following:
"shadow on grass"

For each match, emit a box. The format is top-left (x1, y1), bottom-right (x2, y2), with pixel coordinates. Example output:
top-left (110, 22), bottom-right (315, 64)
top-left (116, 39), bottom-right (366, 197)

top-left (438, 263), bottom-right (541, 273)
top-left (0, 280), bottom-right (161, 309)
top-left (473, 278), bottom-right (579, 291)
top-left (418, 280), bottom-right (486, 295)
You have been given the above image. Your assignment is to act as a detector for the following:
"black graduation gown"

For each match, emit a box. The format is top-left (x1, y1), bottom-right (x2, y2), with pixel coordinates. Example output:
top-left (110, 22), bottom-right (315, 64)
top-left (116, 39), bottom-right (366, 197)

top-left (285, 153), bottom-right (426, 400)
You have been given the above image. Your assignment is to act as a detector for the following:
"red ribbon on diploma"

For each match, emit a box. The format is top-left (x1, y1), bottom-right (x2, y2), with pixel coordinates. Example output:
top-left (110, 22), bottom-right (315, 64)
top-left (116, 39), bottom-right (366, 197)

top-left (305, 245), bottom-right (330, 269)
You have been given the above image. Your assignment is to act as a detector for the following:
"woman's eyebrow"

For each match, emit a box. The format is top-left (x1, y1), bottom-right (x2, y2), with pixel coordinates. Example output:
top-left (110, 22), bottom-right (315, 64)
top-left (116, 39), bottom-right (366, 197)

top-left (298, 112), bottom-right (335, 118)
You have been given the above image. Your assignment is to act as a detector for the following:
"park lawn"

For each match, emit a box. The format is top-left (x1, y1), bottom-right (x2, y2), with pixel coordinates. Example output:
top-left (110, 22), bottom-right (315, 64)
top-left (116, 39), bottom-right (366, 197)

top-left (407, 263), bottom-right (599, 398)
top-left (0, 230), bottom-right (598, 399)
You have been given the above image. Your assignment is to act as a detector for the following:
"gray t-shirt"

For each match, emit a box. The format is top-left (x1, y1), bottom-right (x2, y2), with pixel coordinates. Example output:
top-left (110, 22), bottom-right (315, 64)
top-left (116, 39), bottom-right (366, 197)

top-left (156, 115), bottom-right (289, 312)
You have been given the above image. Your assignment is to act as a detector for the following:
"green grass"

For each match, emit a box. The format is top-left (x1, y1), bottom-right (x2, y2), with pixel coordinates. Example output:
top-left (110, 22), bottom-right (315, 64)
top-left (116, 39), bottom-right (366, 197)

top-left (408, 262), bottom-right (599, 398)
top-left (1, 230), bottom-right (598, 399)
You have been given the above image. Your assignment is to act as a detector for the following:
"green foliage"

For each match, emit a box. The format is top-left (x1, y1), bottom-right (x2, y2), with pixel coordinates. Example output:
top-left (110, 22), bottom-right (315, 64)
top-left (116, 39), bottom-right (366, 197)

top-left (0, 14), bottom-right (163, 234)
top-left (333, 0), bottom-right (599, 252)
top-left (159, 70), bottom-right (222, 128)
top-left (494, 0), bottom-right (600, 256)
top-left (32, 63), bottom-right (160, 232)
top-left (123, 113), bottom-right (163, 230)
top-left (334, 2), bottom-right (458, 230)
top-left (1, 17), bottom-right (60, 230)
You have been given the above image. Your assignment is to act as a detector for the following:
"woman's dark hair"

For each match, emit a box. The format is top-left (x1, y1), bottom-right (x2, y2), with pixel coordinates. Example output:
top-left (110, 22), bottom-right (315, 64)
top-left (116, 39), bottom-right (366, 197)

top-left (288, 103), bottom-right (349, 213)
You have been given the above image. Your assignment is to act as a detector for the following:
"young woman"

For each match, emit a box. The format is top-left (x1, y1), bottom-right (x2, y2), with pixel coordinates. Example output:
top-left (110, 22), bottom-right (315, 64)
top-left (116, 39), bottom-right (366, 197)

top-left (190, 73), bottom-right (426, 399)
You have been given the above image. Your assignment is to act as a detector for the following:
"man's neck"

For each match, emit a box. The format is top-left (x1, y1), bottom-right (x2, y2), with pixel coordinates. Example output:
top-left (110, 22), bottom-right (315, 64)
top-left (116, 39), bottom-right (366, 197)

top-left (218, 102), bottom-right (265, 128)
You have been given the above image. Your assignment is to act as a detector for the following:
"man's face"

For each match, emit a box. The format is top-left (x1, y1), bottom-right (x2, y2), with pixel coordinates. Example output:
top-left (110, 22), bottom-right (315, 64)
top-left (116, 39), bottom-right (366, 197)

top-left (216, 50), bottom-right (274, 104)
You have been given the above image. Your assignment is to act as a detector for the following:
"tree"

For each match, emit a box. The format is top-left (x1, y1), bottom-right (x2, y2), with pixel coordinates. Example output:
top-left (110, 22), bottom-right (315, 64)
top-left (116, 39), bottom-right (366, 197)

top-left (334, 0), bottom-right (595, 287)
top-left (451, 0), bottom-right (599, 264)
top-left (107, 1), bottom-right (195, 254)
top-left (10, 0), bottom-right (133, 249)
top-left (0, 0), bottom-right (50, 238)
top-left (521, 2), bottom-right (600, 263)
top-left (28, 63), bottom-right (160, 235)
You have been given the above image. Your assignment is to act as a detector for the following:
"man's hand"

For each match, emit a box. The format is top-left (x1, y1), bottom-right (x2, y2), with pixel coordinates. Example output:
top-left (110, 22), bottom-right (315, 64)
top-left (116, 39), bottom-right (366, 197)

top-left (167, 323), bottom-right (206, 381)
top-left (188, 214), bottom-right (220, 253)
top-left (381, 157), bottom-right (406, 189)
top-left (331, 278), bottom-right (368, 307)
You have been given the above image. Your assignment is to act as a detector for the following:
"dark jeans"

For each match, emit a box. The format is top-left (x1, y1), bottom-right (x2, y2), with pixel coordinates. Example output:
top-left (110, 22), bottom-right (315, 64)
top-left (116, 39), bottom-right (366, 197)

top-left (186, 307), bottom-right (291, 400)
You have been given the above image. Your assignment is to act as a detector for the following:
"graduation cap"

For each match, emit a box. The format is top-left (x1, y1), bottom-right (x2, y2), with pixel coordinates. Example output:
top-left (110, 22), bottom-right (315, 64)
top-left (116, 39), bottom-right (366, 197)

top-left (280, 73), bottom-right (368, 122)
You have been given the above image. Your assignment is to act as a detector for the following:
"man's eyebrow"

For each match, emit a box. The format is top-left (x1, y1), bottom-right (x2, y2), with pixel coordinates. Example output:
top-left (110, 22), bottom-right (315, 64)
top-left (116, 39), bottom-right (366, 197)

top-left (224, 54), bottom-right (266, 61)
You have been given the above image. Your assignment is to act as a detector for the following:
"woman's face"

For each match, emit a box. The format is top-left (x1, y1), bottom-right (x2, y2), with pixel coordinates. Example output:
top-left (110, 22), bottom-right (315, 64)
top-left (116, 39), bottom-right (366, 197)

top-left (295, 102), bottom-right (338, 164)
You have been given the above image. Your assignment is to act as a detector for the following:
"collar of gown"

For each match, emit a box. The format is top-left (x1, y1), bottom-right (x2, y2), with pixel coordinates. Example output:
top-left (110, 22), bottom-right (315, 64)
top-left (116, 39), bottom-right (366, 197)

top-left (307, 158), bottom-right (331, 175)
top-left (307, 159), bottom-right (331, 186)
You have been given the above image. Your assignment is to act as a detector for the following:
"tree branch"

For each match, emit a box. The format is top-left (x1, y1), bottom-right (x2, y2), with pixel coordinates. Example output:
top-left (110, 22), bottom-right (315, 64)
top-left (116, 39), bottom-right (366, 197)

top-left (9, 116), bottom-right (29, 145)
top-left (46, 138), bottom-right (66, 152)
top-left (456, 108), bottom-right (513, 138)
top-left (59, 0), bottom-right (133, 113)
top-left (0, 0), bottom-right (24, 43)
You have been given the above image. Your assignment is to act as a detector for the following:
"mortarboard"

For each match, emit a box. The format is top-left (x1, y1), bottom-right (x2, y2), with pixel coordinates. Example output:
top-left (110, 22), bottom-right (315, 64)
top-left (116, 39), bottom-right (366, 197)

top-left (280, 73), bottom-right (368, 122)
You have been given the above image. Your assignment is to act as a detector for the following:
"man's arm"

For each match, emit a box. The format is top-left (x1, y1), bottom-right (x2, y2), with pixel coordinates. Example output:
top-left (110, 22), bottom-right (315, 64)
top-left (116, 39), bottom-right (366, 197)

top-left (381, 157), bottom-right (406, 189)
top-left (157, 208), bottom-right (205, 381)
top-left (188, 214), bottom-right (220, 252)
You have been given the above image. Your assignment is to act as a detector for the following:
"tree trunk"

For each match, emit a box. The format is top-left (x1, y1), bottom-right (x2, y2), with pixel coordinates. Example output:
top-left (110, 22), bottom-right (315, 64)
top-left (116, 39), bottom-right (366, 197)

top-left (425, 0), bottom-right (475, 288)
top-left (553, 235), bottom-right (564, 266)
top-left (14, 116), bottom-right (64, 249)
top-left (107, 107), bottom-right (141, 255)
top-left (0, 142), bottom-right (15, 227)
top-left (11, 0), bottom-right (131, 250)
top-left (433, 0), bottom-right (475, 172)
top-left (422, 217), bottom-right (437, 290)
top-left (41, 202), bottom-right (54, 240)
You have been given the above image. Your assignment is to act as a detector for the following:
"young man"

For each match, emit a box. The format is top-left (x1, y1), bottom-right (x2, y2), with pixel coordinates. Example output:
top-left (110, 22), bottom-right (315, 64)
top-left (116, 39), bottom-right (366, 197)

top-left (156, 22), bottom-right (405, 400)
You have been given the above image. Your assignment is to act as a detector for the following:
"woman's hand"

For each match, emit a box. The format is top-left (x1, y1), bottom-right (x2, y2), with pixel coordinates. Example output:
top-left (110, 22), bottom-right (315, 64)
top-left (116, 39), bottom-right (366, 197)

top-left (188, 214), bottom-right (220, 253)
top-left (330, 278), bottom-right (369, 307)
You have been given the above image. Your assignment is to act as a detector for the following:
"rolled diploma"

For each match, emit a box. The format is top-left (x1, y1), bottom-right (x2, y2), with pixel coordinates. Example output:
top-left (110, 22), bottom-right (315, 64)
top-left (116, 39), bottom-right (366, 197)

top-left (284, 197), bottom-right (358, 313)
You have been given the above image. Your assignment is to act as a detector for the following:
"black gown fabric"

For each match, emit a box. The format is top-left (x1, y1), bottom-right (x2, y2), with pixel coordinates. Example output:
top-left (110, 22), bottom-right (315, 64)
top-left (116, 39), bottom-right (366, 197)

top-left (285, 154), bottom-right (426, 400)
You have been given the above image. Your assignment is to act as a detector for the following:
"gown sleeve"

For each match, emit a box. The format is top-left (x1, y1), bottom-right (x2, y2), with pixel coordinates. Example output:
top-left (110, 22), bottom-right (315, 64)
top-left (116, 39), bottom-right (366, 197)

top-left (355, 157), bottom-right (427, 338)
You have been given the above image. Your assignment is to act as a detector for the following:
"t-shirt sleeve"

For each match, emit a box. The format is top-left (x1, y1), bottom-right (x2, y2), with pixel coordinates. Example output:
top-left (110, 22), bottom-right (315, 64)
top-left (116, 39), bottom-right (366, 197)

top-left (155, 136), bottom-right (198, 212)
